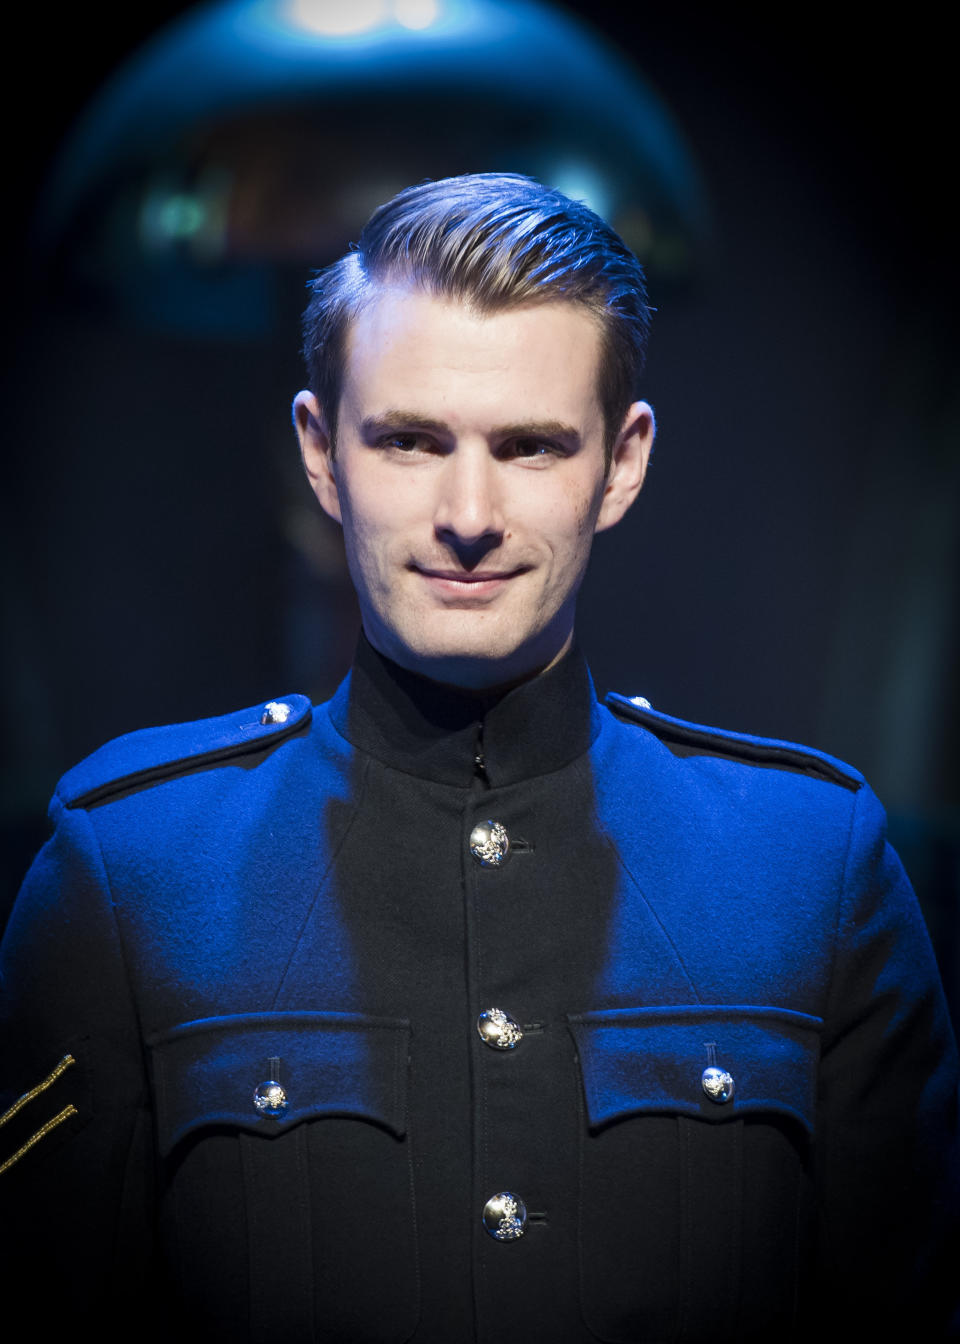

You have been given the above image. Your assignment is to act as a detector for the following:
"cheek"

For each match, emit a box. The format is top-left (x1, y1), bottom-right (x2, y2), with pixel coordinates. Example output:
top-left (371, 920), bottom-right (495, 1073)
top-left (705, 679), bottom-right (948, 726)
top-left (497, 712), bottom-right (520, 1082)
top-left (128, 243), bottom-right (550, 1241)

top-left (546, 481), bottom-right (605, 547)
top-left (337, 493), bottom-right (386, 586)
top-left (535, 510), bottom-right (598, 593)
top-left (339, 481), bottom-right (390, 551)
top-left (575, 502), bottom-right (595, 537)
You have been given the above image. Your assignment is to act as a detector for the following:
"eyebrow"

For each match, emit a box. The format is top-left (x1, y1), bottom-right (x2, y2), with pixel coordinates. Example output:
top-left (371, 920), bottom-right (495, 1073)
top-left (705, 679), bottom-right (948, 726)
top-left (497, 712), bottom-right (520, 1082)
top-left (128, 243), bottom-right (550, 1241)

top-left (360, 411), bottom-right (449, 440)
top-left (359, 410), bottom-right (583, 447)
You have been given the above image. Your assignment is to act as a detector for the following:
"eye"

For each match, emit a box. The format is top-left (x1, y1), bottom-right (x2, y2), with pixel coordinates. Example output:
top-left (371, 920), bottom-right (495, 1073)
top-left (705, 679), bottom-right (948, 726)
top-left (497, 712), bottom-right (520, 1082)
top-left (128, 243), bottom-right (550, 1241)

top-left (503, 437), bottom-right (561, 463)
top-left (381, 433), bottom-right (422, 452)
top-left (377, 431), bottom-right (441, 457)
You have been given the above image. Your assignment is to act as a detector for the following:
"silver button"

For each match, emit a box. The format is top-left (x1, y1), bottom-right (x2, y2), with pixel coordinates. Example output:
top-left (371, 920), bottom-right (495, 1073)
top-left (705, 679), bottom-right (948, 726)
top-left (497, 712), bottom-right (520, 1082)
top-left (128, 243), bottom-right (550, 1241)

top-left (260, 700), bottom-right (292, 725)
top-left (701, 1066), bottom-right (735, 1104)
top-left (477, 1008), bottom-right (523, 1050)
top-left (630, 695), bottom-right (652, 709)
top-left (482, 1192), bottom-right (527, 1241)
top-left (469, 820), bottom-right (510, 867)
top-left (253, 1080), bottom-right (288, 1116)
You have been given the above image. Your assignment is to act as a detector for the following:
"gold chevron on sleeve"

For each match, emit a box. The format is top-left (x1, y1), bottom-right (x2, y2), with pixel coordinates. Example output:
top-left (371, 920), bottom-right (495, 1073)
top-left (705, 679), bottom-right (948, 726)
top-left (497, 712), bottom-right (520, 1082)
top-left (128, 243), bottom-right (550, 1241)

top-left (0, 1104), bottom-right (78, 1175)
top-left (0, 1055), bottom-right (79, 1173)
top-left (0, 1054), bottom-right (76, 1131)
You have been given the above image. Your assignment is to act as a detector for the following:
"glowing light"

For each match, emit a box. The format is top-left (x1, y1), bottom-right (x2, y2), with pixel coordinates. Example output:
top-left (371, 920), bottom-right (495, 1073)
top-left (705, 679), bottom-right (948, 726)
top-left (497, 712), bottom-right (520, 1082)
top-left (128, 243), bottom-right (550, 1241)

top-left (546, 163), bottom-right (611, 221)
top-left (288, 0), bottom-right (389, 37)
top-left (393, 0), bottom-right (440, 29)
top-left (140, 190), bottom-right (208, 251)
top-left (138, 168), bottom-right (230, 261)
top-left (158, 196), bottom-right (206, 238)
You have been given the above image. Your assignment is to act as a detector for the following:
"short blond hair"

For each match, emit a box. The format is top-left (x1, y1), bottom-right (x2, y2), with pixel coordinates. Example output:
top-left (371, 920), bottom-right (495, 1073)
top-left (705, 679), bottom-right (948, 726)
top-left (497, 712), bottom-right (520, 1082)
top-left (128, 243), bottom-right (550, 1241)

top-left (302, 173), bottom-right (652, 466)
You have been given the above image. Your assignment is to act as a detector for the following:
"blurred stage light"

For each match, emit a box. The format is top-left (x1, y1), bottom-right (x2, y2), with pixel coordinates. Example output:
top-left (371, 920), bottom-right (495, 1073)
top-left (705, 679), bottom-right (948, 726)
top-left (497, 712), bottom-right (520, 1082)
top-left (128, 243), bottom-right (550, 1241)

top-left (288, 0), bottom-right (389, 36)
top-left (287, 0), bottom-right (441, 33)
top-left (37, 0), bottom-right (709, 334)
top-left (544, 162), bottom-right (611, 223)
top-left (394, 0), bottom-right (440, 29)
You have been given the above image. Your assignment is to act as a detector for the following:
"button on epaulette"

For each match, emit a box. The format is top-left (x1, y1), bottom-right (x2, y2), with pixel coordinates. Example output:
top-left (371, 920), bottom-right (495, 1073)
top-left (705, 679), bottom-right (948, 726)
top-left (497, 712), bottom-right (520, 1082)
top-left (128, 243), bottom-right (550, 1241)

top-left (604, 691), bottom-right (864, 791)
top-left (260, 700), bottom-right (293, 725)
top-left (57, 694), bottom-right (313, 809)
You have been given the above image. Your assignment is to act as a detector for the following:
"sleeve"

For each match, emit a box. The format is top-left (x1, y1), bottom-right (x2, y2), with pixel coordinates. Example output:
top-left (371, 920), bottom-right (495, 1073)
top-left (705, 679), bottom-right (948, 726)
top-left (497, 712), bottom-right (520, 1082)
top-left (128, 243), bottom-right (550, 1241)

top-left (814, 781), bottom-right (960, 1337)
top-left (0, 796), bottom-right (157, 1326)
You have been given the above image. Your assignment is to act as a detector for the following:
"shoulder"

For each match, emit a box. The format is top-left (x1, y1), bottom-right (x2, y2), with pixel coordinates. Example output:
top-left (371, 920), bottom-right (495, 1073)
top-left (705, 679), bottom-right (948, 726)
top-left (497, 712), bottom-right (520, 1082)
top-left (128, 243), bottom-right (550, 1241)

top-left (55, 695), bottom-right (313, 810)
top-left (602, 691), bottom-right (865, 793)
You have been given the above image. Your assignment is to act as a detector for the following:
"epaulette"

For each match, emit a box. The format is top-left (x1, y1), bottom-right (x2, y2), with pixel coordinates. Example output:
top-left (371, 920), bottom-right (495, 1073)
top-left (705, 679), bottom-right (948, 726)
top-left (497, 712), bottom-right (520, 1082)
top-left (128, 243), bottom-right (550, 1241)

top-left (604, 692), bottom-right (864, 792)
top-left (56, 695), bottom-right (313, 809)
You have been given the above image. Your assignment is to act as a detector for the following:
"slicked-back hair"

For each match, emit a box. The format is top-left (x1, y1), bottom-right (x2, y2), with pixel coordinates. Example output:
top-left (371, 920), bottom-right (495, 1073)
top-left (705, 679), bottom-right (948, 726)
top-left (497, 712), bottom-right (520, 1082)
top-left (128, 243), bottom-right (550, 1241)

top-left (301, 173), bottom-right (652, 467)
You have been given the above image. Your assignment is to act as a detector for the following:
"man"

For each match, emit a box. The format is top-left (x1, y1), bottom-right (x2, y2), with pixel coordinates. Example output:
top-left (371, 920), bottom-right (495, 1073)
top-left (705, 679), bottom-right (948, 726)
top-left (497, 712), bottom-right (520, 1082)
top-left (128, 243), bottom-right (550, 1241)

top-left (2, 174), bottom-right (957, 1342)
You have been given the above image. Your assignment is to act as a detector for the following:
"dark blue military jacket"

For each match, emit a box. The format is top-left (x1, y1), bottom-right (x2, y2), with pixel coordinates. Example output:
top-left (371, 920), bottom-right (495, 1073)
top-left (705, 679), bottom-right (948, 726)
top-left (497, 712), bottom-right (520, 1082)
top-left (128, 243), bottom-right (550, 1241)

top-left (2, 642), bottom-right (958, 1342)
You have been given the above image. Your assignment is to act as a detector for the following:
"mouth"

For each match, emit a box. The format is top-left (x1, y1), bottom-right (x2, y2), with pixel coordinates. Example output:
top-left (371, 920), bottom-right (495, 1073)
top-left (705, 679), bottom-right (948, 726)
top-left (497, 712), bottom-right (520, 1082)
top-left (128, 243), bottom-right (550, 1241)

top-left (411, 565), bottom-right (526, 598)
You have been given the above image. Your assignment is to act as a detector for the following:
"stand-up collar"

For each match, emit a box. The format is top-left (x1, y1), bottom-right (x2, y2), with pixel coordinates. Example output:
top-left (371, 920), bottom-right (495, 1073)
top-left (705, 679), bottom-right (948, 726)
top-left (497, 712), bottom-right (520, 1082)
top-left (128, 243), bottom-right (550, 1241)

top-left (326, 635), bottom-right (602, 788)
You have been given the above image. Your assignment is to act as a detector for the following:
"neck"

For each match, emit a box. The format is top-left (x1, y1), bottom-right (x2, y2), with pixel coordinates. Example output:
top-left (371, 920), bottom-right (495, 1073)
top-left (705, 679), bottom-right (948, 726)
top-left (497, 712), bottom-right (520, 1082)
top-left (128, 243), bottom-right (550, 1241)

top-left (326, 633), bottom-right (601, 788)
top-left (360, 626), bottom-right (575, 695)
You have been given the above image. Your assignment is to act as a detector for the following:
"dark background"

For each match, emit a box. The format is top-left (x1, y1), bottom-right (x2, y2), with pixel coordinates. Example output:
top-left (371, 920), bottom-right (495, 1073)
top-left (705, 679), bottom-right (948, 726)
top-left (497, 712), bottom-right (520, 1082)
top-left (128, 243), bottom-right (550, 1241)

top-left (3, 2), bottom-right (957, 1006)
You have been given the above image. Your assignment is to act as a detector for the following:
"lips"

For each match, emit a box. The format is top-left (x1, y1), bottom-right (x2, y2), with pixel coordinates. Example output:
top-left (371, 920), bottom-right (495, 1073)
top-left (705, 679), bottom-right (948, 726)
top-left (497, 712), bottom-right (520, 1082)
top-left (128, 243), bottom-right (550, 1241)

top-left (411, 564), bottom-right (526, 598)
top-left (414, 567), bottom-right (521, 583)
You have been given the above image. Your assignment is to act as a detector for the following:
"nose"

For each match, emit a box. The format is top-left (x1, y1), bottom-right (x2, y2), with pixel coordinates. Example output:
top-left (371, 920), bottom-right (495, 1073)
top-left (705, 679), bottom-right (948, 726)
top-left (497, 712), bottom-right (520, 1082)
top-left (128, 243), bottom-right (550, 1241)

top-left (433, 447), bottom-right (505, 564)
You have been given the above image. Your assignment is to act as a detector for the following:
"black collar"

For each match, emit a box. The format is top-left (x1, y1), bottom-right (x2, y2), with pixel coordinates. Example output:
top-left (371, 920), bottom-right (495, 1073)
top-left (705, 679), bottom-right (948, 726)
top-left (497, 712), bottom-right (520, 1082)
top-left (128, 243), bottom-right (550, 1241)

top-left (326, 635), bottom-right (601, 788)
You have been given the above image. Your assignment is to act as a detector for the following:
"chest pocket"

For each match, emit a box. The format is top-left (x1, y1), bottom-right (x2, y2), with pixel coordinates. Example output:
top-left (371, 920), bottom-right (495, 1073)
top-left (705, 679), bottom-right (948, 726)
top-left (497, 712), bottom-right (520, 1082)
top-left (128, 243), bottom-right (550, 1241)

top-left (568, 1005), bottom-right (822, 1344)
top-left (148, 1011), bottom-right (417, 1344)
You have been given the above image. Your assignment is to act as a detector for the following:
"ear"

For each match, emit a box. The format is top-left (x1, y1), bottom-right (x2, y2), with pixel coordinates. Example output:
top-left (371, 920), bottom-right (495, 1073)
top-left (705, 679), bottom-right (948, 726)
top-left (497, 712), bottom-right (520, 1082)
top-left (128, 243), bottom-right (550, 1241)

top-left (594, 400), bottom-right (655, 534)
top-left (293, 389), bottom-right (342, 525)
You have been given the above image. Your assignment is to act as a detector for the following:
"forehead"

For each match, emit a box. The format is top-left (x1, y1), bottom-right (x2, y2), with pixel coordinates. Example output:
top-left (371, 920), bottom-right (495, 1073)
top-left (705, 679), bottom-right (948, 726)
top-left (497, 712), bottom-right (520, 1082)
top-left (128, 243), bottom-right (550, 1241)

top-left (340, 285), bottom-right (604, 427)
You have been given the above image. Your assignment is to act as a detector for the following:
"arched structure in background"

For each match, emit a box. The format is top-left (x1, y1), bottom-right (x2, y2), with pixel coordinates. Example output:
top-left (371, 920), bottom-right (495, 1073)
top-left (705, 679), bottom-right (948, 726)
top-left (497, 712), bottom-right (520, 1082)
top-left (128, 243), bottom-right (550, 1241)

top-left (38, 0), bottom-right (709, 308)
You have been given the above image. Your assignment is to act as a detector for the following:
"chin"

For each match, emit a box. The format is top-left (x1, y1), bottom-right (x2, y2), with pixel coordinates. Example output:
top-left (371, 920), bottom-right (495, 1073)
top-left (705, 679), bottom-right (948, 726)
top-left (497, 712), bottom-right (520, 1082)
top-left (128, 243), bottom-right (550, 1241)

top-left (394, 623), bottom-right (561, 690)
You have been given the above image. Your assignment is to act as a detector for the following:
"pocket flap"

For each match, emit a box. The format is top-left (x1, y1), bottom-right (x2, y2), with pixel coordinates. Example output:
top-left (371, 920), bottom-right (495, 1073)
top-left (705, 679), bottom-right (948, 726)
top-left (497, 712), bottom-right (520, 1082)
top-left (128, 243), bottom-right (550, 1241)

top-left (148, 1011), bottom-right (410, 1155)
top-left (568, 1004), bottom-right (821, 1134)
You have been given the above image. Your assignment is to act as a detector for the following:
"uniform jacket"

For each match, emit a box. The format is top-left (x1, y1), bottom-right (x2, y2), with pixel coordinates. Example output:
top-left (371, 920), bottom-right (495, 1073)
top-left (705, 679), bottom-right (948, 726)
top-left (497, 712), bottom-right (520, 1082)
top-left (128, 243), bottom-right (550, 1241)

top-left (2, 640), bottom-right (958, 1342)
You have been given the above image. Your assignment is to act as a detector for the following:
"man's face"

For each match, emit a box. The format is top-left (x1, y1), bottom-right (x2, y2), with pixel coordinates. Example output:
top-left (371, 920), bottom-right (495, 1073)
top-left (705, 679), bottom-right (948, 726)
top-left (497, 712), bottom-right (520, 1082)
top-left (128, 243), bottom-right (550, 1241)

top-left (296, 285), bottom-right (652, 689)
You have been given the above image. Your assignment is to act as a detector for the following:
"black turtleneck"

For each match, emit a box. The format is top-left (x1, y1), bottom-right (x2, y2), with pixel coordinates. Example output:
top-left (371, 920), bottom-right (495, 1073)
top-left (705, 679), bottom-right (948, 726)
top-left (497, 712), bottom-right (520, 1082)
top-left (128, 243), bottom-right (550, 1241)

top-left (327, 633), bottom-right (602, 788)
